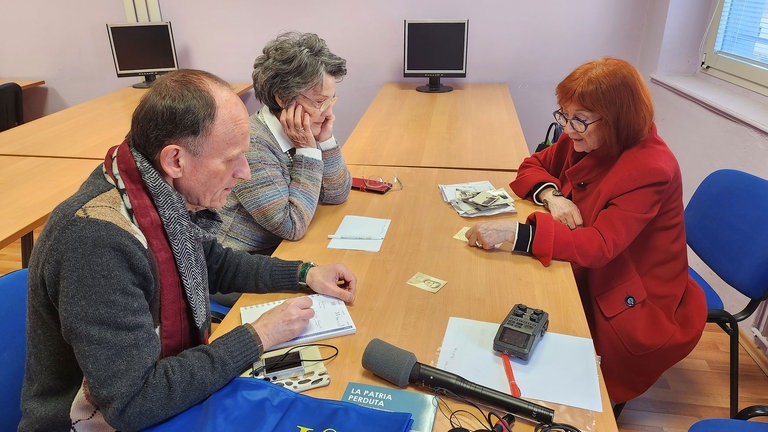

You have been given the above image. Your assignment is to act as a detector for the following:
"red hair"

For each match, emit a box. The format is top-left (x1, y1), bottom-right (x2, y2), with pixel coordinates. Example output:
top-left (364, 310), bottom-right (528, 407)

top-left (556, 57), bottom-right (654, 155)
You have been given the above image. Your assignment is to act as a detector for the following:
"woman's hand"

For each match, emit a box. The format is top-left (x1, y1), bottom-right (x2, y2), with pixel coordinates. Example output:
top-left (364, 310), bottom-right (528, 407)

top-left (279, 102), bottom-right (315, 149)
top-left (316, 109), bottom-right (335, 143)
top-left (540, 189), bottom-right (583, 230)
top-left (305, 263), bottom-right (357, 303)
top-left (466, 220), bottom-right (517, 249)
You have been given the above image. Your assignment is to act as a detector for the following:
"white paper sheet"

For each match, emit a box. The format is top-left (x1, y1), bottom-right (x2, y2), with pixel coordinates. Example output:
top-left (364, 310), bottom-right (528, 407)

top-left (436, 317), bottom-right (602, 412)
top-left (328, 215), bottom-right (391, 252)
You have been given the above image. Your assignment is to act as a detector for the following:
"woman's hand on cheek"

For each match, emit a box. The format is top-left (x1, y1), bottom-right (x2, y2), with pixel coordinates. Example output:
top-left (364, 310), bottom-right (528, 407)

top-left (280, 103), bottom-right (315, 148)
top-left (316, 110), bottom-right (335, 143)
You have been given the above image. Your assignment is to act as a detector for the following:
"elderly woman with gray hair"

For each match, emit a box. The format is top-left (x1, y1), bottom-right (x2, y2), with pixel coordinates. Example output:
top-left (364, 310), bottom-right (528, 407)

top-left (217, 32), bottom-right (352, 267)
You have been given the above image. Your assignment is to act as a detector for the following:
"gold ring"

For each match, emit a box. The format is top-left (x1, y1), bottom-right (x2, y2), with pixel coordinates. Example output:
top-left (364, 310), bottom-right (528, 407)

top-left (295, 127), bottom-right (304, 132)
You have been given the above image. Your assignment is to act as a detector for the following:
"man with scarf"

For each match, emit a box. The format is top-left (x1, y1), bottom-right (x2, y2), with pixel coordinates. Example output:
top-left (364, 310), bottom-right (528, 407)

top-left (19, 69), bottom-right (357, 432)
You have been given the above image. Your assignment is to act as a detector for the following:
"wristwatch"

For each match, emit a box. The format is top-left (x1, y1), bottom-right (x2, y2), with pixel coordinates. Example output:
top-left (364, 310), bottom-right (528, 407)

top-left (542, 188), bottom-right (564, 211)
top-left (297, 262), bottom-right (317, 287)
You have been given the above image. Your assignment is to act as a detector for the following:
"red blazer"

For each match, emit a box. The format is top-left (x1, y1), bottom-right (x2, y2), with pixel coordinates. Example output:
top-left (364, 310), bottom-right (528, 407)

top-left (511, 125), bottom-right (706, 402)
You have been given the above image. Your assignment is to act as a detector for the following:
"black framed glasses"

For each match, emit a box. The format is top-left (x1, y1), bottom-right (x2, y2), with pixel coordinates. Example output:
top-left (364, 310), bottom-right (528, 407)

top-left (553, 110), bottom-right (601, 133)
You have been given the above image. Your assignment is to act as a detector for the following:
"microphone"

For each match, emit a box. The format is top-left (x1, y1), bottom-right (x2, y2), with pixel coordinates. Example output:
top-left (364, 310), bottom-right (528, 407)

top-left (361, 338), bottom-right (554, 424)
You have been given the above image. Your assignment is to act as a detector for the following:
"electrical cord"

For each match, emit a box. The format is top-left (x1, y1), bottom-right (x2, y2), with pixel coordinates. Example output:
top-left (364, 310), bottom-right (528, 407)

top-left (251, 343), bottom-right (338, 377)
top-left (273, 343), bottom-right (338, 366)
top-left (534, 423), bottom-right (582, 432)
top-left (489, 412), bottom-right (515, 432)
top-left (433, 387), bottom-right (583, 432)
top-left (435, 389), bottom-right (516, 432)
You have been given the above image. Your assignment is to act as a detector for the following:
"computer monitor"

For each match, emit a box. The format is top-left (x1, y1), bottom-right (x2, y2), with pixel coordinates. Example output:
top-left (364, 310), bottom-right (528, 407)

top-left (107, 22), bottom-right (179, 89)
top-left (403, 19), bottom-right (469, 93)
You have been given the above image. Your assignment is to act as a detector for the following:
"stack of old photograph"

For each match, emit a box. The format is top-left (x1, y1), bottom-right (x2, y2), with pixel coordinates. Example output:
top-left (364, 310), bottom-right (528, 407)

top-left (438, 181), bottom-right (516, 217)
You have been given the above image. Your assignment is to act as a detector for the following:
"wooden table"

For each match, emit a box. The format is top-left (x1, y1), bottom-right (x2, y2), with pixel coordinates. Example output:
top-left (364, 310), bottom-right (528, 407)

top-left (0, 83), bottom-right (252, 160)
top-left (211, 165), bottom-right (617, 432)
top-left (0, 156), bottom-right (100, 267)
top-left (0, 79), bottom-right (46, 90)
top-left (342, 83), bottom-right (530, 171)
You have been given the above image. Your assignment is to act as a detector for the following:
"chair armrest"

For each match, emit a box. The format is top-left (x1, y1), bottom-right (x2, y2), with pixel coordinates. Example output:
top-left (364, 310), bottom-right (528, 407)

top-left (735, 405), bottom-right (768, 420)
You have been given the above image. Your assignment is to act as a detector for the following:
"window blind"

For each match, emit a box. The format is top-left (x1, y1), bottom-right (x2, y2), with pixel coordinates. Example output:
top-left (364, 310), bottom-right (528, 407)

top-left (714, 0), bottom-right (768, 70)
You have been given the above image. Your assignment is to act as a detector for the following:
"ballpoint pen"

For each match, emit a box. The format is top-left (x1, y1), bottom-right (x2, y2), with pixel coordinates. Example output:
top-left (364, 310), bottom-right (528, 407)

top-left (327, 235), bottom-right (384, 240)
top-left (502, 353), bottom-right (522, 398)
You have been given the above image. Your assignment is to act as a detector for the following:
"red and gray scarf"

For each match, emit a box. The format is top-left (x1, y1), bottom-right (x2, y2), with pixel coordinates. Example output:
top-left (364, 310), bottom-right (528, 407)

top-left (103, 141), bottom-right (214, 356)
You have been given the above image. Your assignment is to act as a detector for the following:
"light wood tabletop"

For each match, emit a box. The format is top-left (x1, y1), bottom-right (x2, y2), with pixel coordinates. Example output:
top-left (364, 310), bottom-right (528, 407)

top-left (0, 79), bottom-right (46, 90)
top-left (0, 82), bottom-right (252, 160)
top-left (211, 165), bottom-right (617, 432)
top-left (0, 156), bottom-right (100, 265)
top-left (341, 83), bottom-right (530, 171)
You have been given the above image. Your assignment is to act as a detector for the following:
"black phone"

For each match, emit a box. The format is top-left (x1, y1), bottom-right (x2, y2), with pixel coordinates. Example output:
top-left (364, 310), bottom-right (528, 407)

top-left (253, 351), bottom-right (304, 381)
top-left (493, 304), bottom-right (549, 360)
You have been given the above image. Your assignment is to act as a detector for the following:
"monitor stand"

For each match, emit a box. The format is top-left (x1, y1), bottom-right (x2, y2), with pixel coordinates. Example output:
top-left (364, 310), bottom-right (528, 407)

top-left (132, 74), bottom-right (158, 89)
top-left (416, 76), bottom-right (453, 93)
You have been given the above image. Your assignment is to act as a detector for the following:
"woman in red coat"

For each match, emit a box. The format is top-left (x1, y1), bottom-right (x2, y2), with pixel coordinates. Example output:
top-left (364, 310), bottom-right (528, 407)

top-left (466, 57), bottom-right (706, 405)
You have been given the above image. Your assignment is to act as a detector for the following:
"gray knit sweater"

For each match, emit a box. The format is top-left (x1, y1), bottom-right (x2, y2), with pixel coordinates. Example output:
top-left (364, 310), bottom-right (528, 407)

top-left (19, 167), bottom-right (304, 431)
top-left (217, 111), bottom-right (351, 255)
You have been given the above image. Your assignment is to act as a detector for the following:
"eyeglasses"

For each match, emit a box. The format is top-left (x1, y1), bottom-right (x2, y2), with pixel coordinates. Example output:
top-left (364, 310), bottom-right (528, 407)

top-left (553, 110), bottom-right (601, 133)
top-left (363, 174), bottom-right (403, 192)
top-left (298, 93), bottom-right (338, 113)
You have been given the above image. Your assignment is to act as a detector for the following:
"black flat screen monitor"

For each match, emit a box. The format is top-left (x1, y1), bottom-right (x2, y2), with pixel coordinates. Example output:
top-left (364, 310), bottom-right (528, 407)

top-left (404, 19), bottom-right (468, 93)
top-left (107, 22), bottom-right (178, 88)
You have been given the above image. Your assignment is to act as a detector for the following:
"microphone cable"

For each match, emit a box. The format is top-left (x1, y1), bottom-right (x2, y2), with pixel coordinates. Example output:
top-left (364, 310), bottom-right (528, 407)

top-left (435, 388), bottom-right (490, 431)
top-left (433, 387), bottom-right (584, 432)
top-left (534, 423), bottom-right (582, 432)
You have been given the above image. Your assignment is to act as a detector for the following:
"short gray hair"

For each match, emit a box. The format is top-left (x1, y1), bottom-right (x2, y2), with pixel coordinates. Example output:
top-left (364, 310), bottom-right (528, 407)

top-left (252, 32), bottom-right (347, 115)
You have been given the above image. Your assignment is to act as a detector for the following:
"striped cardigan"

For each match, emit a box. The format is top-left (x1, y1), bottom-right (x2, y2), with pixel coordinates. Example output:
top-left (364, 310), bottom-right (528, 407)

top-left (217, 112), bottom-right (352, 254)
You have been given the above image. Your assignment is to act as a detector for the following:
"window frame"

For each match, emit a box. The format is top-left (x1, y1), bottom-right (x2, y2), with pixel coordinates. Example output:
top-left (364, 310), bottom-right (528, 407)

top-left (701, 0), bottom-right (768, 96)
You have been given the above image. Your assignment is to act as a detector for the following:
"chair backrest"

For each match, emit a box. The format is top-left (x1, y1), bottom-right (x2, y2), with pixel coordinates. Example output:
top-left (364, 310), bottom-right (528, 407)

top-left (685, 169), bottom-right (768, 301)
top-left (689, 404), bottom-right (768, 431)
top-left (0, 268), bottom-right (28, 430)
top-left (689, 418), bottom-right (768, 431)
top-left (0, 82), bottom-right (24, 131)
top-left (209, 296), bottom-right (232, 324)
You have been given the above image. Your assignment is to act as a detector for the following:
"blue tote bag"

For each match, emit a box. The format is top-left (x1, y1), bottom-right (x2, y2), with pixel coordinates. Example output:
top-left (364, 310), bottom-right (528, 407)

top-left (144, 377), bottom-right (414, 431)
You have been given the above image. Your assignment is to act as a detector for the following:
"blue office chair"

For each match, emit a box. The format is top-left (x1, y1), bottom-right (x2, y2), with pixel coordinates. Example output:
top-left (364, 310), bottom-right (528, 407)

top-left (685, 169), bottom-right (768, 418)
top-left (210, 296), bottom-right (231, 324)
top-left (689, 405), bottom-right (768, 431)
top-left (0, 268), bottom-right (29, 430)
top-left (0, 82), bottom-right (23, 131)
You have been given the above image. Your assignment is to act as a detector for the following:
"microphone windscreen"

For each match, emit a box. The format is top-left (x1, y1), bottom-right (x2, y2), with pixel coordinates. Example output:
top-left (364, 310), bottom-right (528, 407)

top-left (362, 338), bottom-right (417, 387)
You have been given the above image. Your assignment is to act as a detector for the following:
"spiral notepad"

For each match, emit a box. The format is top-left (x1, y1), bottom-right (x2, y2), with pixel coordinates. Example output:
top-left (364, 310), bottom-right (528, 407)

top-left (240, 294), bottom-right (356, 351)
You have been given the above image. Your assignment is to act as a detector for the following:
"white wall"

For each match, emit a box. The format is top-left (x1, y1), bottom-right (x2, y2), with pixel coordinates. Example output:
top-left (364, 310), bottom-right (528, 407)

top-left (650, 0), bottom-right (768, 332)
top-left (1, 0), bottom-right (654, 151)
top-left (0, 1), bottom-right (125, 119)
top-left (3, 0), bottom-right (767, 330)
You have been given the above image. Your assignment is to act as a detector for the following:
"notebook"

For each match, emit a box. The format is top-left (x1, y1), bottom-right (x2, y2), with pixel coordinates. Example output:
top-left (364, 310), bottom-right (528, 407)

top-left (240, 294), bottom-right (356, 351)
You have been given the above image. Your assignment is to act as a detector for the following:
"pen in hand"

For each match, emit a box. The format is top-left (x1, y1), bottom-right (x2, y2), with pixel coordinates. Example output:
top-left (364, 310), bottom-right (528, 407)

top-left (502, 353), bottom-right (522, 398)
